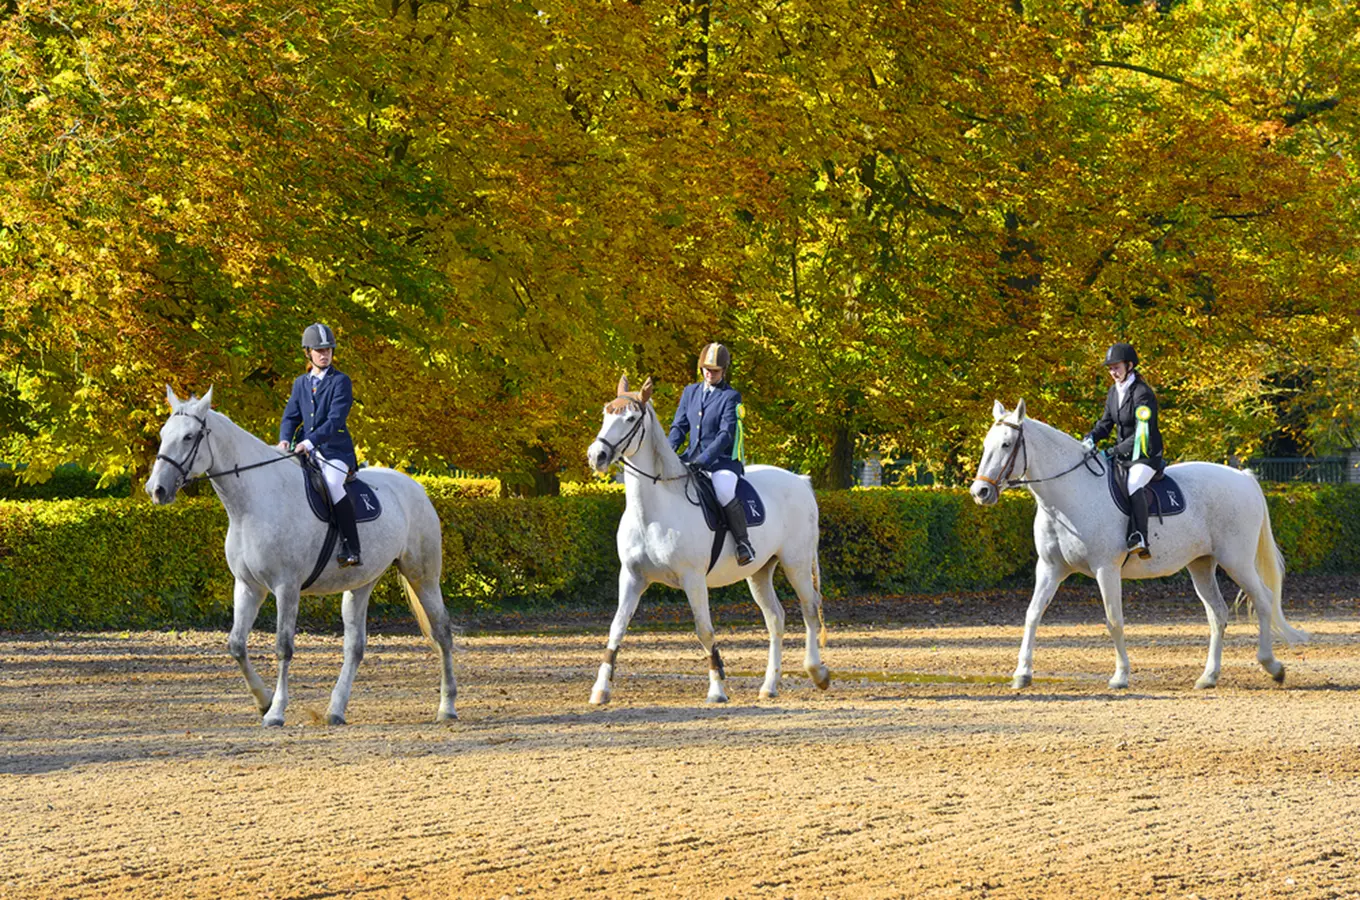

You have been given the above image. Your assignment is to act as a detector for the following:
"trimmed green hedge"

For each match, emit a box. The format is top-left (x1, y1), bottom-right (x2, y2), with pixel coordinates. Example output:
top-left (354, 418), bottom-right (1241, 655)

top-left (0, 467), bottom-right (132, 500)
top-left (1, 484), bottom-right (1358, 630)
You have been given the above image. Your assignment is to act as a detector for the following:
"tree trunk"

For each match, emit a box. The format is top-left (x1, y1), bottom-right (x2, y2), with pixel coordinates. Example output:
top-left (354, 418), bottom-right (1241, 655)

top-left (500, 444), bottom-right (561, 497)
top-left (814, 422), bottom-right (855, 490)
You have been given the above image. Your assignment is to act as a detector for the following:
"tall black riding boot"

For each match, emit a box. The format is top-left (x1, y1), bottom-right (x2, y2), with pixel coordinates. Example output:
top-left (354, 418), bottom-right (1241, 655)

top-left (333, 495), bottom-right (363, 568)
top-left (722, 498), bottom-right (755, 566)
top-left (1127, 488), bottom-right (1151, 559)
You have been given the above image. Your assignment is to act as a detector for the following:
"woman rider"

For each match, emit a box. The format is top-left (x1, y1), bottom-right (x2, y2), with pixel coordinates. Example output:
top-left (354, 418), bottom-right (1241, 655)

top-left (1083, 342), bottom-right (1164, 559)
top-left (278, 323), bottom-right (362, 568)
top-left (668, 342), bottom-right (754, 565)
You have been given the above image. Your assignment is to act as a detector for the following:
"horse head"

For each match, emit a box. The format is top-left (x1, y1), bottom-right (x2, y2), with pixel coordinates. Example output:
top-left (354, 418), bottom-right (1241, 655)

top-left (970, 398), bottom-right (1027, 506)
top-left (587, 375), bottom-right (654, 473)
top-left (146, 385), bottom-right (215, 505)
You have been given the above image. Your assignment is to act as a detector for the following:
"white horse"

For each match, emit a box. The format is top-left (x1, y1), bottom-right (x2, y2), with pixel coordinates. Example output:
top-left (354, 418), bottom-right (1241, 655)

top-left (970, 400), bottom-right (1308, 690)
top-left (585, 376), bottom-right (830, 704)
top-left (146, 387), bottom-right (457, 725)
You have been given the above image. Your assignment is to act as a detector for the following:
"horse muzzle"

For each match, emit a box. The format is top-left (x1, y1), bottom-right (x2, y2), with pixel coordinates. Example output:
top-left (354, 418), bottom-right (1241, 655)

top-left (144, 471), bottom-right (180, 506)
top-left (586, 441), bottom-right (613, 474)
top-left (969, 480), bottom-right (998, 506)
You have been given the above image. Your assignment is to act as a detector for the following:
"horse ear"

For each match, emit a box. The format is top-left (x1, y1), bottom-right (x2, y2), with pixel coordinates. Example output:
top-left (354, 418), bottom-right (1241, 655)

top-left (1014, 398), bottom-right (1027, 422)
top-left (166, 384), bottom-right (181, 410)
top-left (617, 374), bottom-right (629, 396)
top-left (640, 377), bottom-right (654, 404)
top-left (200, 386), bottom-right (214, 410)
top-left (991, 399), bottom-right (1006, 420)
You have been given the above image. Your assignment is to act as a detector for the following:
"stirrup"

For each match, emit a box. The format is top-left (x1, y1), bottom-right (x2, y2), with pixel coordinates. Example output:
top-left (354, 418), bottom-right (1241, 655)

top-left (337, 544), bottom-right (362, 568)
top-left (735, 539), bottom-right (755, 566)
top-left (1126, 532), bottom-right (1150, 560)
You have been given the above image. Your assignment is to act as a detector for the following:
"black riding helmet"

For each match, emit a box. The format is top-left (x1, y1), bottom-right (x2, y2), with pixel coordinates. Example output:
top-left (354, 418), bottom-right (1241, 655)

top-left (302, 323), bottom-right (337, 350)
top-left (1103, 342), bottom-right (1138, 367)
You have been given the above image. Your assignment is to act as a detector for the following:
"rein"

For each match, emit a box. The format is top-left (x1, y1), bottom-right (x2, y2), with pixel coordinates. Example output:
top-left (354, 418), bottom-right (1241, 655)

top-left (157, 410), bottom-right (296, 488)
top-left (975, 419), bottom-right (1105, 491)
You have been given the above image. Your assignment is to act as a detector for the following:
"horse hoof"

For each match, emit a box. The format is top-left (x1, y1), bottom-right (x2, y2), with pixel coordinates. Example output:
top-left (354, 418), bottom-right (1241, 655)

top-left (589, 689), bottom-right (611, 706)
top-left (1012, 674), bottom-right (1031, 690)
top-left (1108, 678), bottom-right (1129, 690)
top-left (262, 715), bottom-right (285, 728)
top-left (1272, 665), bottom-right (1286, 685)
top-left (758, 687), bottom-right (779, 700)
top-left (1194, 676), bottom-right (1218, 690)
top-left (326, 713), bottom-right (346, 726)
top-left (809, 665), bottom-right (831, 691)
top-left (436, 710), bottom-right (458, 722)
top-left (706, 693), bottom-right (729, 705)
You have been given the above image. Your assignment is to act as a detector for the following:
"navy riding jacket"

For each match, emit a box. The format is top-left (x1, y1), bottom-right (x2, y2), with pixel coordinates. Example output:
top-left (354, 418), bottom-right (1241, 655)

top-left (279, 367), bottom-right (358, 471)
top-left (668, 381), bottom-right (745, 475)
top-left (1086, 372), bottom-right (1164, 470)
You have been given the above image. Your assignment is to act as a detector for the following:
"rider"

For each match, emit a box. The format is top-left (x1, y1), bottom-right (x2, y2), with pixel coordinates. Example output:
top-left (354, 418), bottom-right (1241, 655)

top-left (668, 342), bottom-right (754, 565)
top-left (278, 323), bottom-right (362, 568)
top-left (1083, 342), bottom-right (1164, 559)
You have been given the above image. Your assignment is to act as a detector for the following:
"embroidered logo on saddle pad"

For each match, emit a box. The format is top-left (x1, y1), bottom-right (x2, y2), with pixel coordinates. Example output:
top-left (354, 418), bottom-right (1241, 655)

top-left (1106, 464), bottom-right (1187, 519)
top-left (303, 468), bottom-right (383, 523)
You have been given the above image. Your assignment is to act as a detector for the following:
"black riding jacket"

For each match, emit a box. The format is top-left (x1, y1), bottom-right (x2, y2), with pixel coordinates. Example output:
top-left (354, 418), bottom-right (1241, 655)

top-left (1085, 372), bottom-right (1164, 468)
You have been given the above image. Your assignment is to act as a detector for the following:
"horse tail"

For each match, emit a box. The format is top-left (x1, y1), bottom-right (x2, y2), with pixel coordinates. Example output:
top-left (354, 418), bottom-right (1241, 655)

top-left (399, 572), bottom-right (436, 644)
top-left (1251, 482), bottom-right (1310, 645)
top-left (800, 473), bottom-right (829, 649)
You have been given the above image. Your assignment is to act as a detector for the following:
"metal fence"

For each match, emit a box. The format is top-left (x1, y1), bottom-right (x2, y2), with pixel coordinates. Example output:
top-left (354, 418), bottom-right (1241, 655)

top-left (1246, 457), bottom-right (1351, 484)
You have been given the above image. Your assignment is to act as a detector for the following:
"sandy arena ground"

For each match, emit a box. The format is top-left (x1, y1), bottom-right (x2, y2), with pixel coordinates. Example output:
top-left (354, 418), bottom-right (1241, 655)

top-left (3, 585), bottom-right (1360, 899)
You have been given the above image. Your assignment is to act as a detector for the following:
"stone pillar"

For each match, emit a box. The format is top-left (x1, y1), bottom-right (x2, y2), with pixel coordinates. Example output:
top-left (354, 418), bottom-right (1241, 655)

top-left (859, 451), bottom-right (883, 488)
top-left (1348, 449), bottom-right (1360, 485)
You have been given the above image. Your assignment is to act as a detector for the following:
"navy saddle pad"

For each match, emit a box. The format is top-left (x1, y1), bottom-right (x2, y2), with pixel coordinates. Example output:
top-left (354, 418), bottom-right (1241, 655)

top-left (1107, 463), bottom-right (1187, 519)
top-left (303, 467), bottom-right (383, 523)
top-left (697, 476), bottom-right (767, 532)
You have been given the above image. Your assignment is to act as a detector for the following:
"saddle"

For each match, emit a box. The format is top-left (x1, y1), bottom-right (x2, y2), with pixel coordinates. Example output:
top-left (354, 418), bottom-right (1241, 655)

top-left (1106, 460), bottom-right (1187, 521)
top-left (693, 473), bottom-right (766, 572)
top-left (298, 458), bottom-right (382, 590)
top-left (302, 463), bottom-right (383, 524)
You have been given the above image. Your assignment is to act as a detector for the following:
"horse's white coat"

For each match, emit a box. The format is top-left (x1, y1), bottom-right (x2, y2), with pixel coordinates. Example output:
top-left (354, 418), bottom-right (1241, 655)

top-left (971, 400), bottom-right (1308, 690)
top-left (146, 388), bottom-right (458, 725)
top-left (586, 379), bottom-right (829, 704)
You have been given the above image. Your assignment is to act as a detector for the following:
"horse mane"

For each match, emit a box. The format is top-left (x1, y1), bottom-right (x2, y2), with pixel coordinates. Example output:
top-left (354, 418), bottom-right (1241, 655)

top-left (643, 403), bottom-right (689, 479)
top-left (1021, 414), bottom-right (1082, 450)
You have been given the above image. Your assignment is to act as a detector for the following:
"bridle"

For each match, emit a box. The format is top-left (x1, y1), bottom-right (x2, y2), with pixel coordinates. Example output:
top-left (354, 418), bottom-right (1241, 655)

top-left (156, 410), bottom-right (296, 489)
top-left (596, 398), bottom-right (692, 485)
top-left (974, 418), bottom-right (1105, 491)
top-left (155, 411), bottom-right (215, 488)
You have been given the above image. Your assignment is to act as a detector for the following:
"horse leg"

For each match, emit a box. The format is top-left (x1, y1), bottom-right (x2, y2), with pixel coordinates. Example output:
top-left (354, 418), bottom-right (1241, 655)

top-left (682, 574), bottom-right (728, 704)
top-left (1186, 556), bottom-right (1229, 689)
top-left (783, 557), bottom-right (830, 691)
top-left (1095, 565), bottom-right (1130, 690)
top-left (262, 587), bottom-right (300, 727)
top-left (1012, 559), bottom-right (1067, 689)
top-left (746, 560), bottom-right (785, 699)
top-left (590, 567), bottom-right (647, 705)
top-left (227, 578), bottom-right (273, 715)
top-left (396, 552), bottom-right (458, 722)
top-left (326, 580), bottom-right (378, 725)
top-left (1219, 557), bottom-right (1285, 684)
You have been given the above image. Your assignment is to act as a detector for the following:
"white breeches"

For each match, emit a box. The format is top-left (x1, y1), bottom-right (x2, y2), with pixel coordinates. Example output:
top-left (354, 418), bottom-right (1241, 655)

top-left (1127, 461), bottom-right (1155, 493)
top-left (314, 450), bottom-right (348, 504)
top-left (711, 469), bottom-right (738, 505)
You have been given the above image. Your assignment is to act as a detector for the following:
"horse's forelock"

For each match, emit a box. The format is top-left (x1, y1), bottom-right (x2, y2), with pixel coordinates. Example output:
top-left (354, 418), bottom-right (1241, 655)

top-left (606, 394), bottom-right (644, 415)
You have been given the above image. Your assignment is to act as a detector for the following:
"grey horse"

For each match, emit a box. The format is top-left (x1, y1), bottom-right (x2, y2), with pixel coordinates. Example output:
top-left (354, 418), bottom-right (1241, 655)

top-left (146, 386), bottom-right (457, 725)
